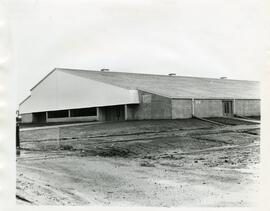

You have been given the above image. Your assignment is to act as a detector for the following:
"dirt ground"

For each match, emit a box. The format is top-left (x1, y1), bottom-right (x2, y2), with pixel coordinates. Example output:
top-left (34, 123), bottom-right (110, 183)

top-left (16, 118), bottom-right (260, 206)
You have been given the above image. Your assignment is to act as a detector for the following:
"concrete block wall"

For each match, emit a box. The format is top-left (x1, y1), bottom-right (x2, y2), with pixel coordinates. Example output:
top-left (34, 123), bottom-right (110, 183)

top-left (47, 116), bottom-right (97, 123)
top-left (133, 91), bottom-right (172, 120)
top-left (21, 98), bottom-right (261, 123)
top-left (21, 113), bottom-right (33, 123)
top-left (171, 99), bottom-right (192, 119)
top-left (235, 99), bottom-right (260, 116)
top-left (151, 94), bottom-right (172, 119)
top-left (125, 104), bottom-right (136, 120)
top-left (134, 92), bottom-right (152, 119)
top-left (194, 99), bottom-right (223, 117)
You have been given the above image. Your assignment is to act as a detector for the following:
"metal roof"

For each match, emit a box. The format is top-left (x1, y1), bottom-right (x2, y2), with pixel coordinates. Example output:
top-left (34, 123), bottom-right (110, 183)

top-left (56, 68), bottom-right (259, 99)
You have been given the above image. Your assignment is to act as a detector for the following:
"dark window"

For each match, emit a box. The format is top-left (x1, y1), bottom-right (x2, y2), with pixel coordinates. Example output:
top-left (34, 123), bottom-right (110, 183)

top-left (70, 108), bottom-right (97, 117)
top-left (47, 110), bottom-right (69, 118)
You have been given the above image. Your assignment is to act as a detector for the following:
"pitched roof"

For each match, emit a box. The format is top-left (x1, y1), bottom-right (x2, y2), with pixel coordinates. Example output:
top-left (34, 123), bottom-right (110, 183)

top-left (55, 68), bottom-right (259, 99)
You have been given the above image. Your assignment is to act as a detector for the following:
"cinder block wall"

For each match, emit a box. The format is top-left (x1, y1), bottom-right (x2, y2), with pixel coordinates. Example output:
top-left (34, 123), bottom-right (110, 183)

top-left (133, 91), bottom-right (172, 120)
top-left (235, 99), bottom-right (260, 116)
top-left (194, 99), bottom-right (223, 117)
top-left (151, 94), bottom-right (172, 119)
top-left (21, 113), bottom-right (33, 123)
top-left (47, 116), bottom-right (97, 123)
top-left (171, 99), bottom-right (192, 119)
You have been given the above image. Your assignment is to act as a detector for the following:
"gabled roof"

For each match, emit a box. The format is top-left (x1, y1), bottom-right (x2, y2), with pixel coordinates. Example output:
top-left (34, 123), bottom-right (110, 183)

top-left (56, 68), bottom-right (259, 99)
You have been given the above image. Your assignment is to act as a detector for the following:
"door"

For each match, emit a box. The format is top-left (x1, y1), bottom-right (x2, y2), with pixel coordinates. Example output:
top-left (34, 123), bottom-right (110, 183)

top-left (222, 101), bottom-right (233, 117)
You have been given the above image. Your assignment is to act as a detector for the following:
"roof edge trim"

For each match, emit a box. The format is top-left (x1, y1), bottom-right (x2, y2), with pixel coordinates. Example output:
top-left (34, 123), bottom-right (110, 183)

top-left (30, 68), bottom-right (57, 91)
top-left (19, 95), bottom-right (31, 106)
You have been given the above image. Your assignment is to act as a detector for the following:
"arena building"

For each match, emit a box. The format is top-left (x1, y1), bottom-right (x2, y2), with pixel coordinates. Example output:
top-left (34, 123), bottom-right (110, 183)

top-left (19, 68), bottom-right (260, 123)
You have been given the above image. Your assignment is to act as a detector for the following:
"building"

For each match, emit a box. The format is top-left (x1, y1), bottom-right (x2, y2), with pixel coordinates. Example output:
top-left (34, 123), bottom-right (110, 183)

top-left (19, 68), bottom-right (260, 123)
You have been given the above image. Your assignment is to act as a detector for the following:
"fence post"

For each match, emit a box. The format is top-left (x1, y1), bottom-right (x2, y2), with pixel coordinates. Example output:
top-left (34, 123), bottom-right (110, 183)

top-left (16, 122), bottom-right (20, 149)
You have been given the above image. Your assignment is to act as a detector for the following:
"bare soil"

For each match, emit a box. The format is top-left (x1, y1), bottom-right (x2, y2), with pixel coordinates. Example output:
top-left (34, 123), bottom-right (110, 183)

top-left (16, 119), bottom-right (260, 206)
top-left (206, 117), bottom-right (258, 125)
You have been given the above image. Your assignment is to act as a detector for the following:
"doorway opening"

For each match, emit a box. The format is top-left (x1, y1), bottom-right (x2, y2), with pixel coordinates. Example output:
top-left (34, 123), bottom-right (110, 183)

top-left (222, 100), bottom-right (233, 117)
top-left (104, 105), bottom-right (125, 121)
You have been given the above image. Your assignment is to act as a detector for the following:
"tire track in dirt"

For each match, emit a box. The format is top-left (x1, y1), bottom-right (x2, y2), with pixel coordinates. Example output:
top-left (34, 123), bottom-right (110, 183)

top-left (20, 124), bottom-right (259, 143)
top-left (157, 143), bottom-right (259, 156)
top-left (17, 167), bottom-right (96, 205)
top-left (20, 125), bottom-right (260, 154)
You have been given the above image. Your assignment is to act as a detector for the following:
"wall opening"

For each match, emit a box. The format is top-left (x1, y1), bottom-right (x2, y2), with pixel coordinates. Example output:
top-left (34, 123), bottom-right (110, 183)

top-left (47, 110), bottom-right (69, 118)
top-left (32, 112), bottom-right (46, 123)
top-left (103, 105), bottom-right (125, 121)
top-left (70, 107), bottom-right (97, 117)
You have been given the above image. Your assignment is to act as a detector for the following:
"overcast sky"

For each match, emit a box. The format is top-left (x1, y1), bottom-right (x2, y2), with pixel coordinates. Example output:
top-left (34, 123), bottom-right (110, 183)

top-left (6, 0), bottom-right (270, 103)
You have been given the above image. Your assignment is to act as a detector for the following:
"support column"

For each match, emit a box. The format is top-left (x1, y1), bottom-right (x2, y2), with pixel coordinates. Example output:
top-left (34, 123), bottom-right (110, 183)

top-left (124, 104), bottom-right (135, 120)
top-left (192, 98), bottom-right (195, 116)
top-left (96, 107), bottom-right (100, 120)
top-left (97, 107), bottom-right (105, 121)
top-left (124, 105), bottom-right (128, 120)
top-left (233, 99), bottom-right (236, 115)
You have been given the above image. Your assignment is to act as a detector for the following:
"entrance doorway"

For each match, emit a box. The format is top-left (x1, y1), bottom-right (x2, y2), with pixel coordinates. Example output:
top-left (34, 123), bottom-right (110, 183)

top-left (222, 101), bottom-right (233, 117)
top-left (104, 105), bottom-right (125, 121)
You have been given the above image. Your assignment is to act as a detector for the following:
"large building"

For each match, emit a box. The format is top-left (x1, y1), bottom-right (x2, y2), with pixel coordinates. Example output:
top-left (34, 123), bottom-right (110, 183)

top-left (19, 68), bottom-right (260, 123)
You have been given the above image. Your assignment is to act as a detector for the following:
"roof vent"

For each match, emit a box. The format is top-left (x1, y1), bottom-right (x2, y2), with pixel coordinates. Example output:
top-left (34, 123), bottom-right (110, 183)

top-left (168, 73), bottom-right (176, 76)
top-left (100, 68), bottom-right (109, 72)
top-left (220, 77), bottom-right (227, 79)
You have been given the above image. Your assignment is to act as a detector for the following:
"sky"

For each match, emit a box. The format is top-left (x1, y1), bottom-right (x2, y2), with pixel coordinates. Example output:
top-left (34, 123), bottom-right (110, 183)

top-left (4, 0), bottom-right (270, 103)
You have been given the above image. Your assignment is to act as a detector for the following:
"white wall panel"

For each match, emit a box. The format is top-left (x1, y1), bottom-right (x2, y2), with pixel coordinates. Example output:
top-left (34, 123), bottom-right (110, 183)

top-left (20, 70), bottom-right (139, 114)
